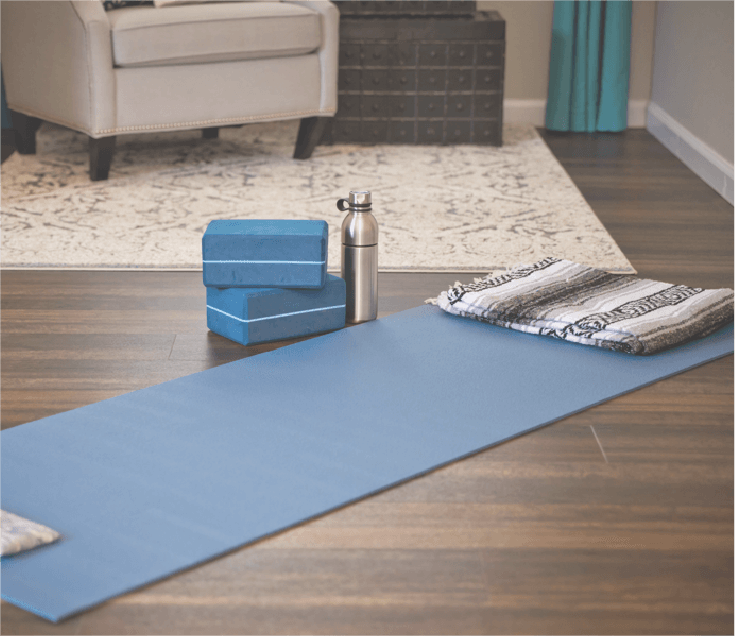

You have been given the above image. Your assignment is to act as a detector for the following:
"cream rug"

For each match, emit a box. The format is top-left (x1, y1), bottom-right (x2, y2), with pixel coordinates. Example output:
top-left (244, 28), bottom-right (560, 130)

top-left (1, 120), bottom-right (635, 273)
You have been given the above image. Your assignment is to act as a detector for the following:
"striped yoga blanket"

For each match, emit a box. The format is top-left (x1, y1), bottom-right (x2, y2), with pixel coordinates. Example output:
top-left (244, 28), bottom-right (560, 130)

top-left (1, 510), bottom-right (60, 557)
top-left (436, 257), bottom-right (734, 355)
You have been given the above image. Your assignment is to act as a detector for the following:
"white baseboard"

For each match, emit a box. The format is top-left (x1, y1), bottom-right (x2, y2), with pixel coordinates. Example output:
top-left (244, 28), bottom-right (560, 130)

top-left (647, 101), bottom-right (734, 205)
top-left (502, 99), bottom-right (649, 128)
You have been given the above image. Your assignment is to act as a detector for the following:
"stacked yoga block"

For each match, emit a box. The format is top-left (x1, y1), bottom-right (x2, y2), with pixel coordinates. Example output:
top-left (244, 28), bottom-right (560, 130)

top-left (203, 220), bottom-right (346, 345)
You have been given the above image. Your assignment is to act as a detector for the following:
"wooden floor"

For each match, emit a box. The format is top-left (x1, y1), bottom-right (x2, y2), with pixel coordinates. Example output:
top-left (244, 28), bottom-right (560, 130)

top-left (1, 129), bottom-right (733, 635)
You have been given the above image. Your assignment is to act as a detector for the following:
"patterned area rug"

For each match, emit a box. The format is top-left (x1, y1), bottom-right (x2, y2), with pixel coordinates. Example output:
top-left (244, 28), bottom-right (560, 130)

top-left (1, 121), bottom-right (635, 273)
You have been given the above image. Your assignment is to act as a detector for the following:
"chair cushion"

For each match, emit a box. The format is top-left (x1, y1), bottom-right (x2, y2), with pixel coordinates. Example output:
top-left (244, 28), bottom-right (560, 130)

top-left (103, 0), bottom-right (279, 7)
top-left (154, 0), bottom-right (282, 6)
top-left (104, 1), bottom-right (153, 9)
top-left (107, 2), bottom-right (321, 67)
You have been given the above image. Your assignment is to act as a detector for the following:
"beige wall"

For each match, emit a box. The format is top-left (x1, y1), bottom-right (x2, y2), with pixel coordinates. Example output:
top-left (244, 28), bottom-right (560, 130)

top-left (476, 1), bottom-right (553, 99)
top-left (650, 1), bottom-right (734, 163)
top-left (477, 0), bottom-right (656, 102)
top-left (629, 1), bottom-right (656, 102)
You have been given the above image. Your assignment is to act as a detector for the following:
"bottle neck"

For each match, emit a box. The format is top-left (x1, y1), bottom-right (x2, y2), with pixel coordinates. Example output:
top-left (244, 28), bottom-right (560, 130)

top-left (337, 198), bottom-right (372, 213)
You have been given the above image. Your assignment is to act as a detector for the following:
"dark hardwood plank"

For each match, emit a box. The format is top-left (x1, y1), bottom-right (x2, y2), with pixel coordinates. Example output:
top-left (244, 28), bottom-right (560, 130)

top-left (1, 128), bottom-right (732, 635)
top-left (538, 129), bottom-right (734, 290)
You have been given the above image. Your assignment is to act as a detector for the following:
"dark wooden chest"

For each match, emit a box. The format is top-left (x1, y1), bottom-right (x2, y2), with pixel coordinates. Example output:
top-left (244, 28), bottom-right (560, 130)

top-left (320, 6), bottom-right (505, 146)
top-left (335, 1), bottom-right (479, 17)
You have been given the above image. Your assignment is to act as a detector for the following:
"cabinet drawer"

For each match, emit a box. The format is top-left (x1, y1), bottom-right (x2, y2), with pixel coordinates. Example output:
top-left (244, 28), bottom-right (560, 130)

top-left (361, 43), bottom-right (391, 65)
top-left (418, 69), bottom-right (446, 91)
top-left (418, 43), bottom-right (446, 66)
top-left (337, 94), bottom-right (360, 117)
top-left (449, 0), bottom-right (475, 14)
top-left (390, 120), bottom-right (416, 143)
top-left (475, 120), bottom-right (501, 145)
top-left (417, 121), bottom-right (443, 143)
top-left (447, 96), bottom-right (471, 118)
top-left (362, 68), bottom-right (389, 90)
top-left (388, 69), bottom-right (416, 91)
top-left (477, 42), bottom-right (503, 66)
top-left (361, 120), bottom-right (388, 142)
top-left (474, 94), bottom-right (501, 118)
top-left (446, 120), bottom-right (471, 143)
top-left (418, 95), bottom-right (444, 118)
top-left (354, 0), bottom-right (378, 13)
top-left (361, 95), bottom-right (389, 117)
top-left (477, 68), bottom-right (503, 90)
top-left (339, 69), bottom-right (361, 91)
top-left (448, 42), bottom-right (474, 66)
top-left (427, 1), bottom-right (449, 12)
top-left (340, 43), bottom-right (360, 67)
top-left (389, 95), bottom-right (415, 117)
top-left (447, 69), bottom-right (473, 91)
top-left (401, 0), bottom-right (424, 13)
top-left (388, 42), bottom-right (417, 66)
top-left (332, 120), bottom-right (361, 141)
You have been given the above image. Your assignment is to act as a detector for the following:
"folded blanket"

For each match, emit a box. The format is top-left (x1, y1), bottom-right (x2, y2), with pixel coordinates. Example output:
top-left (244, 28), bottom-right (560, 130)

top-left (435, 257), bottom-right (734, 355)
top-left (1, 510), bottom-right (60, 557)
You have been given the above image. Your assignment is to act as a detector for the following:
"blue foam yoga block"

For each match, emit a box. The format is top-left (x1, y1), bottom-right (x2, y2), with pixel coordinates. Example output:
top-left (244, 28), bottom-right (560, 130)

top-left (207, 274), bottom-right (346, 345)
top-left (202, 219), bottom-right (328, 288)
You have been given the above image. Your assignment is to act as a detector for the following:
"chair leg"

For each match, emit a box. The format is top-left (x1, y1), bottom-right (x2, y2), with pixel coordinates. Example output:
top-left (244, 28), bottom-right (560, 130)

top-left (89, 136), bottom-right (116, 181)
top-left (11, 110), bottom-right (42, 154)
top-left (293, 116), bottom-right (329, 159)
top-left (202, 128), bottom-right (219, 139)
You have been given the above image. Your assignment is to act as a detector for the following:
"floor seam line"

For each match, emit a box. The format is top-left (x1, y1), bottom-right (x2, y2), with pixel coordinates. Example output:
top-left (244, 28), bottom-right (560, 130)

top-left (590, 425), bottom-right (609, 463)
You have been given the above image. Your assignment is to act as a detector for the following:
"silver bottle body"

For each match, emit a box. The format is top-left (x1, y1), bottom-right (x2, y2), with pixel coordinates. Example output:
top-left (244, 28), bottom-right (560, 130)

top-left (341, 243), bottom-right (378, 323)
top-left (340, 194), bottom-right (378, 323)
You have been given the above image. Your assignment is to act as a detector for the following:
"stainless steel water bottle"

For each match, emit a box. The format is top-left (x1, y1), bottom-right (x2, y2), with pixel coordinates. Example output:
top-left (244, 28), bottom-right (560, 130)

top-left (338, 190), bottom-right (378, 323)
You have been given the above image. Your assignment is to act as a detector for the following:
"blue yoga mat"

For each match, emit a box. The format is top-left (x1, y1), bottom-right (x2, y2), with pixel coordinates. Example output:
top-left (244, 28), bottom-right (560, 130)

top-left (2, 305), bottom-right (733, 621)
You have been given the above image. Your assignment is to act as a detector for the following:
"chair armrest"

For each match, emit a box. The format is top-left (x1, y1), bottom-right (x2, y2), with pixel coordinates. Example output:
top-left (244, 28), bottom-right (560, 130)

top-left (1, 1), bottom-right (116, 136)
top-left (282, 1), bottom-right (339, 113)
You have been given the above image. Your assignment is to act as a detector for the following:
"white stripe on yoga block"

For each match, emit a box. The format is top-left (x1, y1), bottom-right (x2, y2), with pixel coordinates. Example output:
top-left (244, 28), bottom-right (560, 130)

top-left (207, 304), bottom-right (345, 323)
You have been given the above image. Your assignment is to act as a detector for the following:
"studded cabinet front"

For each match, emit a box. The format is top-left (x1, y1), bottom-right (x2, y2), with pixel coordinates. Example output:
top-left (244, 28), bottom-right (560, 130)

top-left (321, 10), bottom-right (505, 146)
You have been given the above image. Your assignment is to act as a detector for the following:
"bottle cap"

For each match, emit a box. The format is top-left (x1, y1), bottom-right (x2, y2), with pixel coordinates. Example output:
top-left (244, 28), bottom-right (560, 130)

top-left (348, 191), bottom-right (371, 207)
top-left (340, 190), bottom-right (378, 246)
top-left (338, 191), bottom-right (372, 212)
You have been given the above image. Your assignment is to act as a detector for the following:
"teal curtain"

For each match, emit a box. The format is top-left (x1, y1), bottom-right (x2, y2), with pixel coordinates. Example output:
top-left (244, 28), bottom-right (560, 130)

top-left (545, 0), bottom-right (632, 132)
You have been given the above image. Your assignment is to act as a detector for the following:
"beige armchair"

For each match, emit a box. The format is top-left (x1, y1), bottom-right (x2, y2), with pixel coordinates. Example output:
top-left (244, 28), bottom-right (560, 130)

top-left (1, 0), bottom-right (339, 180)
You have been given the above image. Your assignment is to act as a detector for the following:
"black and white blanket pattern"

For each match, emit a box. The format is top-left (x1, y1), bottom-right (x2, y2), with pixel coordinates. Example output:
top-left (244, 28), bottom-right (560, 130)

top-left (1, 510), bottom-right (60, 557)
top-left (436, 257), bottom-right (734, 355)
